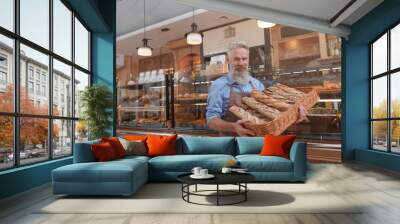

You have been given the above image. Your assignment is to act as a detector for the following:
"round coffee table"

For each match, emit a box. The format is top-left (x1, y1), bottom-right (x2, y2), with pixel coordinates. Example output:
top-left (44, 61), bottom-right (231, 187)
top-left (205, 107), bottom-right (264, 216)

top-left (177, 173), bottom-right (255, 206)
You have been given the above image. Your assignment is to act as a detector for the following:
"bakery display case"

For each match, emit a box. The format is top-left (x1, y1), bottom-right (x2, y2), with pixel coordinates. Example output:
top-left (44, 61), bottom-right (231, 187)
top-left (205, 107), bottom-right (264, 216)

top-left (117, 53), bottom-right (174, 129)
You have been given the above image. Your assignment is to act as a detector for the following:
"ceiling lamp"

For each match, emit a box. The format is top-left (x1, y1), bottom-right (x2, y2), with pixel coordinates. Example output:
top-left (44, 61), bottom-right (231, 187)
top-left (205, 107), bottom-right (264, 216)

top-left (186, 8), bottom-right (203, 45)
top-left (257, 20), bottom-right (276, 29)
top-left (137, 38), bottom-right (152, 56)
top-left (137, 0), bottom-right (152, 56)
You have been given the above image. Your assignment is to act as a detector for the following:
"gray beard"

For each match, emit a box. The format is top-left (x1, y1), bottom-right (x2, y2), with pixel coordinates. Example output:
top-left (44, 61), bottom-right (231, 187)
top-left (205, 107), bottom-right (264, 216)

top-left (232, 70), bottom-right (251, 85)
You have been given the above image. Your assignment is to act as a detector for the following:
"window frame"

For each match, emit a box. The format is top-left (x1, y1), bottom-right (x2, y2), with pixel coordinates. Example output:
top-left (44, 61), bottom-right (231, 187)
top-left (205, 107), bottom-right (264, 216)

top-left (0, 0), bottom-right (92, 171)
top-left (370, 20), bottom-right (400, 154)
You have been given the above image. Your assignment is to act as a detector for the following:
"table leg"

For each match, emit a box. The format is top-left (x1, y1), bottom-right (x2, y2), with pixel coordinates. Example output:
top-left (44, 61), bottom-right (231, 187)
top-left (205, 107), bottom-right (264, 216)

top-left (195, 184), bottom-right (197, 192)
top-left (245, 183), bottom-right (247, 201)
top-left (217, 184), bottom-right (219, 206)
top-left (187, 184), bottom-right (190, 202)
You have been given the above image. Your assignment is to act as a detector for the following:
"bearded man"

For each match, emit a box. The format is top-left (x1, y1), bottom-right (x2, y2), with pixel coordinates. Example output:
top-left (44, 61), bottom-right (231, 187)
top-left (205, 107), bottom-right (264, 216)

top-left (206, 41), bottom-right (307, 136)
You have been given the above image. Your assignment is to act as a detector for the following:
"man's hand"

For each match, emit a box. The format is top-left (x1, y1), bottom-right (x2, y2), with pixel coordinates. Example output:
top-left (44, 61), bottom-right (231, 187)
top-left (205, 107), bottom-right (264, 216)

top-left (296, 105), bottom-right (309, 124)
top-left (233, 119), bottom-right (256, 136)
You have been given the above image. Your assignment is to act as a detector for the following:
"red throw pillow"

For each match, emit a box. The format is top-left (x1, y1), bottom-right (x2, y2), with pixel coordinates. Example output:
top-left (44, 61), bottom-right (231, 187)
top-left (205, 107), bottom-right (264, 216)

top-left (146, 134), bottom-right (177, 157)
top-left (91, 142), bottom-right (117, 161)
top-left (260, 135), bottom-right (296, 159)
top-left (101, 137), bottom-right (126, 158)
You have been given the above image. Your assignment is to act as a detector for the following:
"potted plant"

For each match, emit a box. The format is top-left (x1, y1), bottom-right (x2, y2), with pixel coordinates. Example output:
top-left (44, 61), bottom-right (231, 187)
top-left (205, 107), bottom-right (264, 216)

top-left (79, 84), bottom-right (113, 140)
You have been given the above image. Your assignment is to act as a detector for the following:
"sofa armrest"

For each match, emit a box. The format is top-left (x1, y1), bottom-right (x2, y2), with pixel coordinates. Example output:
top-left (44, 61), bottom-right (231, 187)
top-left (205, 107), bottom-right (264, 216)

top-left (73, 141), bottom-right (98, 163)
top-left (289, 142), bottom-right (307, 181)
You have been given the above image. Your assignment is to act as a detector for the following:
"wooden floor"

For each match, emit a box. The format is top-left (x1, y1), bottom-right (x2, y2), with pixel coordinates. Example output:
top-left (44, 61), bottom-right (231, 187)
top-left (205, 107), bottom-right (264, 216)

top-left (1, 162), bottom-right (400, 224)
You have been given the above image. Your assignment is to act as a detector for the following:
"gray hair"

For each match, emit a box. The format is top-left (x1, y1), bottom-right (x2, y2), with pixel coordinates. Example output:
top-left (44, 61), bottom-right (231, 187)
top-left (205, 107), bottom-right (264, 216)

top-left (228, 40), bottom-right (249, 52)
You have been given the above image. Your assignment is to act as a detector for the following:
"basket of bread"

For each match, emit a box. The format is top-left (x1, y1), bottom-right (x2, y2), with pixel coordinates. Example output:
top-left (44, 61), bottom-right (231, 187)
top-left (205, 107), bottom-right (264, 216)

top-left (229, 83), bottom-right (319, 136)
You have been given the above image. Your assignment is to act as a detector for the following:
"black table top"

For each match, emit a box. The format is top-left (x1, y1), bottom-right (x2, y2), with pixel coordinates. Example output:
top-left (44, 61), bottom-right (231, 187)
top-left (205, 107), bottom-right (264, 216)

top-left (177, 172), bottom-right (255, 185)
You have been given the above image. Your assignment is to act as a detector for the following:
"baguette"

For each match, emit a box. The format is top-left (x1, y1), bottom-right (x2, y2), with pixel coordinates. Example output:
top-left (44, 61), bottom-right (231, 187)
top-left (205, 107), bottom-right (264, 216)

top-left (242, 97), bottom-right (280, 120)
top-left (264, 87), bottom-right (298, 104)
top-left (266, 84), bottom-right (304, 102)
top-left (250, 90), bottom-right (290, 111)
top-left (263, 89), bottom-right (296, 104)
top-left (229, 106), bottom-right (268, 124)
top-left (275, 83), bottom-right (305, 96)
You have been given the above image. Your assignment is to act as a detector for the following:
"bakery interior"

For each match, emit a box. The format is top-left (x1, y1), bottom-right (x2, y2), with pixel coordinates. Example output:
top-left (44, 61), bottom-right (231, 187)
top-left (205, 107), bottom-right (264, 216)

top-left (116, 1), bottom-right (342, 162)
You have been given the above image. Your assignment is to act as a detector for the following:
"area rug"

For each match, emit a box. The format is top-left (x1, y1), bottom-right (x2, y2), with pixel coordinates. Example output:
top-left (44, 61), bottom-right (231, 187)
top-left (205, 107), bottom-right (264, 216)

top-left (37, 183), bottom-right (362, 214)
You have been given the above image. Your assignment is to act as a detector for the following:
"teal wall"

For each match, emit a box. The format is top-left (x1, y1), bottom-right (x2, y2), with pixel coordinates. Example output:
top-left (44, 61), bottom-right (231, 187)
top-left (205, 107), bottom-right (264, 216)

top-left (343, 0), bottom-right (400, 171)
top-left (0, 0), bottom-right (116, 200)
top-left (0, 158), bottom-right (72, 199)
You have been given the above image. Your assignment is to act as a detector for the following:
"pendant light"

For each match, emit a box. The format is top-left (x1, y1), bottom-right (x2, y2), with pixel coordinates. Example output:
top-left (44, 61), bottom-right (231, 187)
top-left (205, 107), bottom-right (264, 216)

top-left (186, 8), bottom-right (203, 45)
top-left (137, 0), bottom-right (152, 56)
top-left (257, 20), bottom-right (276, 29)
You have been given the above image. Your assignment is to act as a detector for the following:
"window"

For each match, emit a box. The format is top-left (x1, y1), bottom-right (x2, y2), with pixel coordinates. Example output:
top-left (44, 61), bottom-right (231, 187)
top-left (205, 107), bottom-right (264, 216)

top-left (28, 81), bottom-right (34, 94)
top-left (42, 85), bottom-right (46, 97)
top-left (0, 34), bottom-right (13, 113)
top-left (53, 0), bottom-right (72, 60)
top-left (0, 0), bottom-right (14, 32)
top-left (0, 55), bottom-right (7, 67)
top-left (74, 69), bottom-right (89, 118)
top-left (28, 67), bottom-right (34, 80)
top-left (35, 70), bottom-right (41, 81)
top-left (41, 73), bottom-right (46, 83)
top-left (0, 0), bottom-right (91, 170)
top-left (0, 116), bottom-right (13, 170)
top-left (0, 71), bottom-right (6, 85)
top-left (53, 59), bottom-right (72, 117)
top-left (371, 23), bottom-right (400, 153)
top-left (53, 119), bottom-right (72, 158)
top-left (20, 0), bottom-right (49, 49)
top-left (36, 83), bottom-right (40, 95)
top-left (75, 17), bottom-right (89, 70)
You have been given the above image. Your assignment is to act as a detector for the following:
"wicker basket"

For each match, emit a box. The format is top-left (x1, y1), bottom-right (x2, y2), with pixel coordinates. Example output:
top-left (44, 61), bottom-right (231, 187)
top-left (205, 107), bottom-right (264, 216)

top-left (245, 88), bottom-right (320, 136)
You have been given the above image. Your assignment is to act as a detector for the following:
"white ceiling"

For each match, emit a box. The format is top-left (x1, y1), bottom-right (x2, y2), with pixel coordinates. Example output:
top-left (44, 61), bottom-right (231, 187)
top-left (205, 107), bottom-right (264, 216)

top-left (176, 0), bottom-right (383, 36)
top-left (117, 0), bottom-right (194, 36)
top-left (226, 0), bottom-right (353, 23)
top-left (218, 0), bottom-right (382, 25)
top-left (117, 10), bottom-right (243, 58)
top-left (117, 0), bottom-right (384, 56)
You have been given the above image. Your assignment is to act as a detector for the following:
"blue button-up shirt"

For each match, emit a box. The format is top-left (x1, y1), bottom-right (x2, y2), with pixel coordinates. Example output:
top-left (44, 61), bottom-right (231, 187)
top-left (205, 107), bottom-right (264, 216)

top-left (206, 73), bottom-right (265, 123)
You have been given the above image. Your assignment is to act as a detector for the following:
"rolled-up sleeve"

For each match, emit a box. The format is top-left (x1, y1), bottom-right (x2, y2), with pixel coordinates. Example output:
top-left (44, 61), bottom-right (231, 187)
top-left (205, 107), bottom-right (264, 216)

top-left (206, 82), bottom-right (224, 123)
top-left (254, 79), bottom-right (265, 91)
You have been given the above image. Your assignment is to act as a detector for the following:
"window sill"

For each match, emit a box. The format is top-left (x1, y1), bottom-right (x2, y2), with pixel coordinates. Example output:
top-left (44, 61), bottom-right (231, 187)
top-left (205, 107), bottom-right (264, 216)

top-left (0, 156), bottom-right (72, 175)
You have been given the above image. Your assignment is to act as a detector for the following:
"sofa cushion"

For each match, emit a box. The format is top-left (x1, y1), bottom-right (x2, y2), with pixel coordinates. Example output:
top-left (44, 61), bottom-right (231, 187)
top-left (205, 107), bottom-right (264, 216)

top-left (178, 136), bottom-right (235, 155)
top-left (118, 138), bottom-right (147, 156)
top-left (101, 137), bottom-right (127, 158)
top-left (124, 135), bottom-right (148, 142)
top-left (236, 137), bottom-right (264, 155)
top-left (260, 135), bottom-right (296, 159)
top-left (236, 155), bottom-right (293, 172)
top-left (91, 142), bottom-right (118, 161)
top-left (53, 159), bottom-right (147, 183)
top-left (149, 154), bottom-right (235, 172)
top-left (147, 134), bottom-right (177, 157)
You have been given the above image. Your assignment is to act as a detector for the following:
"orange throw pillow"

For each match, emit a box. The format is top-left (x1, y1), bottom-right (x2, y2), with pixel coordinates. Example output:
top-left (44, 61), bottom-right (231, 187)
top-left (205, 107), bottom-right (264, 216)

top-left (101, 137), bottom-right (126, 158)
top-left (146, 134), bottom-right (177, 157)
top-left (124, 135), bottom-right (148, 141)
top-left (91, 142), bottom-right (117, 161)
top-left (260, 135), bottom-right (296, 159)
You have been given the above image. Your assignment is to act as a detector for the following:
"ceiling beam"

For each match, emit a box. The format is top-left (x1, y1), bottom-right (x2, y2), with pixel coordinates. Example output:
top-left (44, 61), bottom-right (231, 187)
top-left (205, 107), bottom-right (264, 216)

top-left (330, 0), bottom-right (368, 27)
top-left (175, 0), bottom-right (351, 37)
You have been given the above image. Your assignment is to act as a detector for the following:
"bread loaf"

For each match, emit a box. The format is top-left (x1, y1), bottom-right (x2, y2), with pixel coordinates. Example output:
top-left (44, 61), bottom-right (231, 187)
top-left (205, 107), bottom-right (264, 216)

top-left (229, 106), bottom-right (268, 124)
top-left (275, 83), bottom-right (305, 96)
top-left (250, 90), bottom-right (290, 111)
top-left (241, 97), bottom-right (280, 120)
